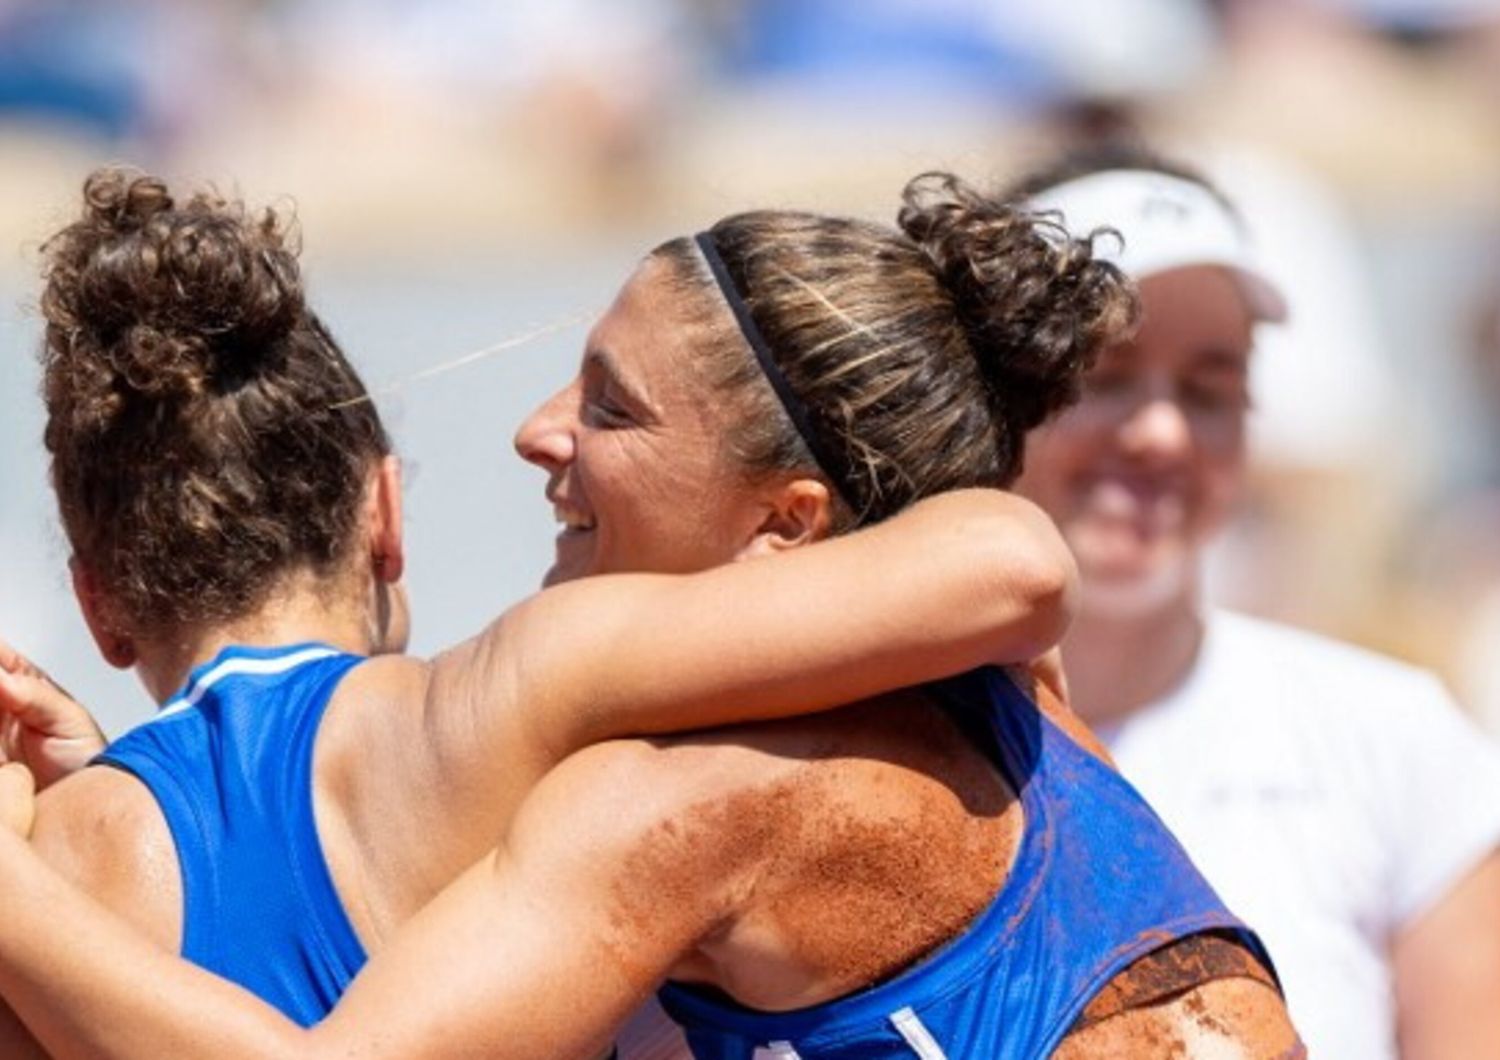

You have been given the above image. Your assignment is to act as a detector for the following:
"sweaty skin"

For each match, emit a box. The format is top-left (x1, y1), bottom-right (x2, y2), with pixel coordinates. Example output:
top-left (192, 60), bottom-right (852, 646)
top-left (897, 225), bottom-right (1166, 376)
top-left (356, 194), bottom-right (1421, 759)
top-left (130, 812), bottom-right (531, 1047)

top-left (0, 678), bottom-right (1299, 1059)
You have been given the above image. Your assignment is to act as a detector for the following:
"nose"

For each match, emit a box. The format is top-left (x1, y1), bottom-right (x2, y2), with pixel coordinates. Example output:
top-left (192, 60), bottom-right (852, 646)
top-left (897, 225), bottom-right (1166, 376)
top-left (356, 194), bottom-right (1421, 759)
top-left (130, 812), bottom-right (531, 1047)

top-left (1116, 395), bottom-right (1192, 464)
top-left (514, 382), bottom-right (578, 471)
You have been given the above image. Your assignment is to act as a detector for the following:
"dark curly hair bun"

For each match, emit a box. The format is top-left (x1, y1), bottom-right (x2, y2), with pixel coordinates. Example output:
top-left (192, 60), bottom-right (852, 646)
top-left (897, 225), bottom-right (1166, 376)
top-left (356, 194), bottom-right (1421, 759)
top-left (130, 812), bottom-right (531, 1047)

top-left (899, 172), bottom-right (1137, 439)
top-left (42, 168), bottom-right (306, 418)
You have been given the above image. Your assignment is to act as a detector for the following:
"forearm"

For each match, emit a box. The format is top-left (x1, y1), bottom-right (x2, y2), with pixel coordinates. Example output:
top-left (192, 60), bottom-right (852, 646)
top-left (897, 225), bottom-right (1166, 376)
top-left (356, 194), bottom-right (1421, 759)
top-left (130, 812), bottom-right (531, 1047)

top-left (417, 488), bottom-right (1074, 862)
top-left (526, 488), bottom-right (1076, 751)
top-left (0, 829), bottom-right (308, 1060)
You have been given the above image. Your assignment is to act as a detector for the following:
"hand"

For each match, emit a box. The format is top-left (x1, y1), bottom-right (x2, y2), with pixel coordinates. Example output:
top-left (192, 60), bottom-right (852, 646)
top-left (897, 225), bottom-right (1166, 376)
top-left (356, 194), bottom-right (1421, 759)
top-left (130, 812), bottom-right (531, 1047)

top-left (0, 762), bottom-right (35, 839)
top-left (0, 639), bottom-right (107, 789)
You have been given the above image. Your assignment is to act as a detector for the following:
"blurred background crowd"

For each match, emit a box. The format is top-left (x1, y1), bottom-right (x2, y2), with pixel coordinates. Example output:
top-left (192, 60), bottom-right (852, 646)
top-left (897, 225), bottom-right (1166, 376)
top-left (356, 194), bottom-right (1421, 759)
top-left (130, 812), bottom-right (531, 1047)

top-left (2, 0), bottom-right (1500, 736)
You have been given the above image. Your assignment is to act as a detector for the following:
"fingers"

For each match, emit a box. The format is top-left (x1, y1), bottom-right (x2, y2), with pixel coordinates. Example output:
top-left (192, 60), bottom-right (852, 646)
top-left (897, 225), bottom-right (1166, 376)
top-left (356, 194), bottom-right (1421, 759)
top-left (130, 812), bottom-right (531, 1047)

top-left (0, 639), bottom-right (49, 685)
top-left (0, 762), bottom-right (36, 838)
top-left (0, 669), bottom-right (104, 744)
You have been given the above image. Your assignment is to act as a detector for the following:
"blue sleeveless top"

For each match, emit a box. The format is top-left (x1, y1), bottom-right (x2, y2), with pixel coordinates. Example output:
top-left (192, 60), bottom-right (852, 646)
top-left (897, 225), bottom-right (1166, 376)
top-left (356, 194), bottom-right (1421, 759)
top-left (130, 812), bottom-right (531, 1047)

top-left (95, 643), bottom-right (369, 1027)
top-left (658, 668), bottom-right (1272, 1059)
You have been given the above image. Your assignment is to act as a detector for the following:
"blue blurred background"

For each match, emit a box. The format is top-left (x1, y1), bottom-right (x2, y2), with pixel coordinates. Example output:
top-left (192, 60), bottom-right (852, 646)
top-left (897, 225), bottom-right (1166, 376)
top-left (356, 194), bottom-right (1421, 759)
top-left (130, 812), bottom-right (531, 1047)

top-left (3, 0), bottom-right (1500, 735)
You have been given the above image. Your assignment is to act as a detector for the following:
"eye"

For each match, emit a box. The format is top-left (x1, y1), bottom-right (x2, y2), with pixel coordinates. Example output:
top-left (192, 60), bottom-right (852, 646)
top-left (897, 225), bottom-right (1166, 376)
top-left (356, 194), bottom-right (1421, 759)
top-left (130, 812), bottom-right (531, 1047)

top-left (1180, 376), bottom-right (1251, 412)
top-left (583, 383), bottom-right (634, 428)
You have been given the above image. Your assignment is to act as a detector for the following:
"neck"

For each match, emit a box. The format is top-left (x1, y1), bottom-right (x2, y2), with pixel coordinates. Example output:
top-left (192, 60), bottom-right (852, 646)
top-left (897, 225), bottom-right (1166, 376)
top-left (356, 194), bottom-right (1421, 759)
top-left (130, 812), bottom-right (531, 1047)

top-left (1062, 586), bottom-right (1205, 730)
top-left (134, 585), bottom-right (374, 705)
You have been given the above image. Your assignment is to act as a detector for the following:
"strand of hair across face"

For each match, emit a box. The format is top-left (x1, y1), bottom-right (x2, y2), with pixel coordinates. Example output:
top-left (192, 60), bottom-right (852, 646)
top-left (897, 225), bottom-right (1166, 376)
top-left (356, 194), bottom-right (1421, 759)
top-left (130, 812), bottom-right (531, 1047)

top-left (328, 311), bottom-right (594, 410)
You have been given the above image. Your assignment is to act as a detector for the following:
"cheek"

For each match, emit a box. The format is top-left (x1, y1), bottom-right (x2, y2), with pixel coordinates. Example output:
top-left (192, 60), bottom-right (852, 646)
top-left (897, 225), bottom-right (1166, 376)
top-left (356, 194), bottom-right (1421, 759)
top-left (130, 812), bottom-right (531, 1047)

top-left (1019, 416), bottom-right (1107, 514)
top-left (585, 434), bottom-right (733, 570)
top-left (1186, 414), bottom-right (1247, 529)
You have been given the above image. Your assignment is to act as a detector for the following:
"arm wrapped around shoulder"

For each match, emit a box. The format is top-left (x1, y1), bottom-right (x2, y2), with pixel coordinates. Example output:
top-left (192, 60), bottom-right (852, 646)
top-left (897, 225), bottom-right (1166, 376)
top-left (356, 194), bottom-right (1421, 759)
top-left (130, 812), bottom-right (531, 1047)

top-left (886, 488), bottom-right (1078, 666)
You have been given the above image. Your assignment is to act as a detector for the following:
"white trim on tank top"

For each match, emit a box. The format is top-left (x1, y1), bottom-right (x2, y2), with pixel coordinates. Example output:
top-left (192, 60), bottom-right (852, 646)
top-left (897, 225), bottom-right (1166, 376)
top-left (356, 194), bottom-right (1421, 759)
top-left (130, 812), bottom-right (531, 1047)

top-left (890, 1007), bottom-right (950, 1059)
top-left (156, 646), bottom-right (341, 720)
top-left (751, 1043), bottom-right (802, 1060)
top-left (745, 1008), bottom-right (947, 1060)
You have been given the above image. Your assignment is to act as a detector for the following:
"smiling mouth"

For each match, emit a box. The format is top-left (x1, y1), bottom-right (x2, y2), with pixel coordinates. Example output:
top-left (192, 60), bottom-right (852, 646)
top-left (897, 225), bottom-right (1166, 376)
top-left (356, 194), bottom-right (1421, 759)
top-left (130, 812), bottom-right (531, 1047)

top-left (553, 508), bottom-right (597, 535)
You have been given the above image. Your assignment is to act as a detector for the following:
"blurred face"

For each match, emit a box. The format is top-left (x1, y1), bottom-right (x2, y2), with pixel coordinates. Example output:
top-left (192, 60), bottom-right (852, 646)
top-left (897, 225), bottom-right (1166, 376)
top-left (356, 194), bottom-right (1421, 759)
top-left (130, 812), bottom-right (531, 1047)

top-left (514, 257), bottom-right (777, 585)
top-left (1016, 266), bottom-right (1255, 615)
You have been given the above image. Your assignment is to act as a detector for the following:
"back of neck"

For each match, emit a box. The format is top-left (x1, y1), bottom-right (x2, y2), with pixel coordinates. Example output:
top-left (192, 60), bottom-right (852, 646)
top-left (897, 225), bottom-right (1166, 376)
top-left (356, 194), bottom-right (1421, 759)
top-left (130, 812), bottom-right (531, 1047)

top-left (135, 593), bottom-right (373, 705)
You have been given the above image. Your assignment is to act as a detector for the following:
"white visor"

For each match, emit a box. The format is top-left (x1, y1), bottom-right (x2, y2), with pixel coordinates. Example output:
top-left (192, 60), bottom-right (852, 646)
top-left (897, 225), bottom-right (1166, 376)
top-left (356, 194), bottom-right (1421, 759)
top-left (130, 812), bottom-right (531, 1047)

top-left (1027, 169), bottom-right (1288, 323)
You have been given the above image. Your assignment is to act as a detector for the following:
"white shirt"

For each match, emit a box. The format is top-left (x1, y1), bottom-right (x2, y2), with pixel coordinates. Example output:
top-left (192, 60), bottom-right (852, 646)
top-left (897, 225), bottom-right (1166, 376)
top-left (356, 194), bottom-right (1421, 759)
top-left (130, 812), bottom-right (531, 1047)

top-left (1101, 610), bottom-right (1500, 1059)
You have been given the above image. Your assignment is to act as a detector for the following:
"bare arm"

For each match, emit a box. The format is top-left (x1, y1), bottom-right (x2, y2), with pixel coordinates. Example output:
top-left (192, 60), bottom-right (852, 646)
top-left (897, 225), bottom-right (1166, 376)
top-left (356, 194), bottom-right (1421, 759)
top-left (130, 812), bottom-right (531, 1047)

top-left (0, 744), bottom-right (738, 1060)
top-left (1394, 849), bottom-right (1500, 1060)
top-left (0, 766), bottom-right (78, 1058)
top-left (428, 488), bottom-right (1074, 819)
top-left (1052, 976), bottom-right (1304, 1059)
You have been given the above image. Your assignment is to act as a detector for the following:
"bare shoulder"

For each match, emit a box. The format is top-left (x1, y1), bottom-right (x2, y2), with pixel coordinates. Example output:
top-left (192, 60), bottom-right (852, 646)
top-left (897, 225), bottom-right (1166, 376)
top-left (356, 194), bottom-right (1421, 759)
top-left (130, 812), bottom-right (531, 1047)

top-left (1053, 976), bottom-right (1304, 1059)
top-left (318, 654), bottom-right (431, 764)
top-left (29, 764), bottom-right (182, 950)
top-left (551, 701), bottom-right (1022, 1008)
top-left (514, 734), bottom-right (811, 871)
top-left (490, 734), bottom-right (814, 981)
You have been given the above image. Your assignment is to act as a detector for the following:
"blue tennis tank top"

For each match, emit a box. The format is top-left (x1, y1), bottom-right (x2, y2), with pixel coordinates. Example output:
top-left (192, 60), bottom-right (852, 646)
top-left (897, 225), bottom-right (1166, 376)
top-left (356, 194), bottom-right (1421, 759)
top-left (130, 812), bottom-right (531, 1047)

top-left (95, 642), bottom-right (368, 1026)
top-left (658, 667), bottom-right (1273, 1058)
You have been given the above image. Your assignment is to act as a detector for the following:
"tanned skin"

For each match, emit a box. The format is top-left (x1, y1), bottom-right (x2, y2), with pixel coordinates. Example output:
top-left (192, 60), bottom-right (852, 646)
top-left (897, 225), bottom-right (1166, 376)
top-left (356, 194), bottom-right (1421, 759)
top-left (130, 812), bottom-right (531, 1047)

top-left (0, 675), bottom-right (1299, 1059)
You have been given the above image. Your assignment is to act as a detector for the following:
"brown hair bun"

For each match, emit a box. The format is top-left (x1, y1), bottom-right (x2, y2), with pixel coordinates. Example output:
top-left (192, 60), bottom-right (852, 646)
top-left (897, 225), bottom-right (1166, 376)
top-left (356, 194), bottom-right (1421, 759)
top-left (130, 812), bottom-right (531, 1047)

top-left (898, 171), bottom-right (1137, 443)
top-left (42, 168), bottom-right (305, 422)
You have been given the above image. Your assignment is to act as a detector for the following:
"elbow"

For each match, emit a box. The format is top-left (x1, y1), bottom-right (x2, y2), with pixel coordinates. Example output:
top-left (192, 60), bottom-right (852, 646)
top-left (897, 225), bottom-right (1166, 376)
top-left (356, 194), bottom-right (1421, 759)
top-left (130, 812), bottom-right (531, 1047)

top-left (968, 495), bottom-right (1078, 662)
top-left (1008, 540), bottom-right (1078, 662)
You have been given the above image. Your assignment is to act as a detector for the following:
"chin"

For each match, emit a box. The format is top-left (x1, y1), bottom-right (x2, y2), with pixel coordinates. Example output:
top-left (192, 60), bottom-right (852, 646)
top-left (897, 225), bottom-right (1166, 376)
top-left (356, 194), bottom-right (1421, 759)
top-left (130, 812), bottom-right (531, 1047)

top-left (1077, 550), bottom-right (1196, 618)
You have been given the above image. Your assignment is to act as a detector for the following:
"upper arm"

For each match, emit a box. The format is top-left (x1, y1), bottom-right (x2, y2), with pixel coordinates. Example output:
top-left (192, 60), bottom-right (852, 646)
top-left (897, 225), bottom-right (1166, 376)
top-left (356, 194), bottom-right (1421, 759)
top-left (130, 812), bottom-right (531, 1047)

top-left (1362, 676), bottom-right (1500, 1057)
top-left (311, 741), bottom-right (747, 1060)
top-left (29, 766), bottom-right (181, 951)
top-left (1054, 976), bottom-right (1303, 1059)
top-left (0, 766), bottom-right (180, 1057)
top-left (426, 488), bottom-right (1074, 826)
top-left (1394, 849), bottom-right (1500, 1060)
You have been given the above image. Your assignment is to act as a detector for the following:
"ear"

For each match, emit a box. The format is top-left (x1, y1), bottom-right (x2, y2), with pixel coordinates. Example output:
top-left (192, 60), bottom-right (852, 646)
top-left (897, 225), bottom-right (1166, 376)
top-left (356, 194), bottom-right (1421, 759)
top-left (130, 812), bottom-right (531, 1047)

top-left (368, 455), bottom-right (405, 584)
top-left (735, 478), bottom-right (835, 562)
top-left (69, 559), bottom-right (136, 670)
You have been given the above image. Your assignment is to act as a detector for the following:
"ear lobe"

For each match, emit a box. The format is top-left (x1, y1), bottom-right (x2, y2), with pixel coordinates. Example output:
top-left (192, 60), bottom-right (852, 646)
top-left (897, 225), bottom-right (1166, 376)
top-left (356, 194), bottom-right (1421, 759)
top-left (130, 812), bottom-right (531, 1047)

top-left (69, 559), bottom-right (137, 670)
top-left (369, 455), bottom-right (405, 584)
top-left (739, 479), bottom-right (834, 560)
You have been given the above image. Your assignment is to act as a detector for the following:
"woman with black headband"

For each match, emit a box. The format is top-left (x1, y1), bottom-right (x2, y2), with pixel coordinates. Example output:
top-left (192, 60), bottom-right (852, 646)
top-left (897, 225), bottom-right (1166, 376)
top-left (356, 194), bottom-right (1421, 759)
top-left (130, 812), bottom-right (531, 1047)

top-left (0, 171), bottom-right (1299, 1057)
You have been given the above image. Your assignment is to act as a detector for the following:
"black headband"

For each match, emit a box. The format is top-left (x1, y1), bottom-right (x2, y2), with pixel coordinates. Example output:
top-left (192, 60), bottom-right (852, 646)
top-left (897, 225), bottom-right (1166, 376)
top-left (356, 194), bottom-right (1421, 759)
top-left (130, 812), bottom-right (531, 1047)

top-left (694, 231), bottom-right (855, 508)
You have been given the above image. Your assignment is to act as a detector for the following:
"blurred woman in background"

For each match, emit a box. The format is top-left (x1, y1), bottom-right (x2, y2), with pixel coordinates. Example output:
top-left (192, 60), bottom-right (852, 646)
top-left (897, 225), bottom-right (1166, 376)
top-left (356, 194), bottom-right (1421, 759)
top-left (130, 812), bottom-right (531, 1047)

top-left (1010, 143), bottom-right (1500, 1060)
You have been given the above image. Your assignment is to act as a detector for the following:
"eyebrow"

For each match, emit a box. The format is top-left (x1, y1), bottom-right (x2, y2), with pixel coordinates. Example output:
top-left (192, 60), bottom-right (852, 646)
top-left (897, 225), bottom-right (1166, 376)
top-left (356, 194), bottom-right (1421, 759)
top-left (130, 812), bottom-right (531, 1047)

top-left (583, 347), bottom-right (657, 418)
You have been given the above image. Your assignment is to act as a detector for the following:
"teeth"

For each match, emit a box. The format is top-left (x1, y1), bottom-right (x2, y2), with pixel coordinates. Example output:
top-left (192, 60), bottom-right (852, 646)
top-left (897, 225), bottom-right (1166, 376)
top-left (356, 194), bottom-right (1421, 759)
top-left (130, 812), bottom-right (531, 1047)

top-left (554, 507), bottom-right (596, 531)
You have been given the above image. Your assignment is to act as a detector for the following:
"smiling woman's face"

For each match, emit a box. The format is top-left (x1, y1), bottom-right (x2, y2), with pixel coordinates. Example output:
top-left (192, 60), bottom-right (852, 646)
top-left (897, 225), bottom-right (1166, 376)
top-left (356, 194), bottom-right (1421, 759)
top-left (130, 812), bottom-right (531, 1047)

top-left (1016, 265), bottom-right (1254, 614)
top-left (514, 257), bottom-right (777, 585)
